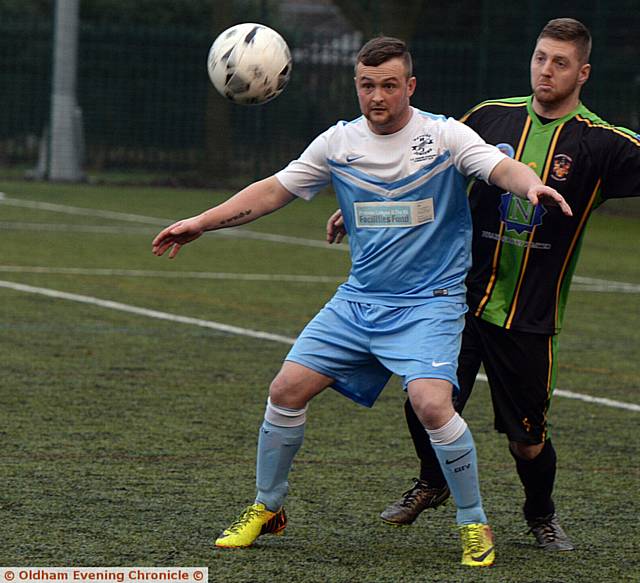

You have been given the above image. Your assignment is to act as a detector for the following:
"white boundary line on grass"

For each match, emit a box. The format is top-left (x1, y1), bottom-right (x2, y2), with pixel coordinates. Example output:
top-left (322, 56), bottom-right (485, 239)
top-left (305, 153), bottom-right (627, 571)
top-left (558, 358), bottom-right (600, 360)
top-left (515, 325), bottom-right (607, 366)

top-left (0, 194), bottom-right (347, 251)
top-left (1, 278), bottom-right (638, 413)
top-left (0, 279), bottom-right (296, 345)
top-left (2, 194), bottom-right (639, 291)
top-left (0, 266), bottom-right (345, 284)
top-left (474, 373), bottom-right (640, 411)
top-left (0, 264), bottom-right (637, 293)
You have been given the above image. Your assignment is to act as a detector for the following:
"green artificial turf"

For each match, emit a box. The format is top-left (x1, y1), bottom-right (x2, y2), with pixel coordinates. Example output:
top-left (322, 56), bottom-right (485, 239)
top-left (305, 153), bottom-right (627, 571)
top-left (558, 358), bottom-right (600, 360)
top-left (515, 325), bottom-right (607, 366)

top-left (1, 180), bottom-right (638, 582)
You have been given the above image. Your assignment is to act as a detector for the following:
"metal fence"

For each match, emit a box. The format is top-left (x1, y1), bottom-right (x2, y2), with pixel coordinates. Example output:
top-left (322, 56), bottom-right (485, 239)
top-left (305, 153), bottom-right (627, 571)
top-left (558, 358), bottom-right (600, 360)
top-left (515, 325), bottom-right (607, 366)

top-left (1, 1), bottom-right (638, 185)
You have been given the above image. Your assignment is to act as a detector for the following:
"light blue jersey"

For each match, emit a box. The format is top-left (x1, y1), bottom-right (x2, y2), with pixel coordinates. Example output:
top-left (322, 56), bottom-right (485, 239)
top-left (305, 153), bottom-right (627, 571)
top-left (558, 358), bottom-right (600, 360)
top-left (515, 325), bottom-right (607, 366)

top-left (276, 107), bottom-right (506, 306)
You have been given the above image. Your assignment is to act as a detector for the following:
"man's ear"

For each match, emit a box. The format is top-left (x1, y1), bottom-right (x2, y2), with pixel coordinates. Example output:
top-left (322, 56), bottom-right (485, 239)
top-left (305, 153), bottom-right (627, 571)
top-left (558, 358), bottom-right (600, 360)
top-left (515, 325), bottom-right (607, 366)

top-left (578, 63), bottom-right (591, 87)
top-left (407, 76), bottom-right (417, 97)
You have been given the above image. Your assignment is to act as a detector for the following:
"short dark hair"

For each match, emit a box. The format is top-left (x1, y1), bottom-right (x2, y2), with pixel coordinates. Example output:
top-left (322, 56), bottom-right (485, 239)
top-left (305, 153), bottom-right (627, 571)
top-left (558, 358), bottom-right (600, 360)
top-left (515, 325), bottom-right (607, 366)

top-left (537, 18), bottom-right (592, 63)
top-left (355, 36), bottom-right (413, 78)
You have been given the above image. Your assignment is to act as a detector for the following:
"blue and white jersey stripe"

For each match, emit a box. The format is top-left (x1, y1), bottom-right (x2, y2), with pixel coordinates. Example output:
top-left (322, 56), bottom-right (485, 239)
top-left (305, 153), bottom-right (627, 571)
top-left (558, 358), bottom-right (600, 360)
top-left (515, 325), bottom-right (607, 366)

top-left (276, 107), bottom-right (506, 306)
top-left (328, 151), bottom-right (453, 199)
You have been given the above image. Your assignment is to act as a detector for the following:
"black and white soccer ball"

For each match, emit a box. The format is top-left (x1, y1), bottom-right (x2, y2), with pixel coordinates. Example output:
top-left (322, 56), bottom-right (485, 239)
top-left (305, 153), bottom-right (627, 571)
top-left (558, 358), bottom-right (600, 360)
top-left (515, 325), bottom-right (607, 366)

top-left (207, 23), bottom-right (292, 105)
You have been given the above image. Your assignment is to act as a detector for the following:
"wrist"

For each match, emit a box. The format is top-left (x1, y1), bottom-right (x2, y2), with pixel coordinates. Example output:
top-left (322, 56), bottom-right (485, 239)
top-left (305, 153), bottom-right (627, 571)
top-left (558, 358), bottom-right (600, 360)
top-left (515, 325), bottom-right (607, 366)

top-left (194, 213), bottom-right (212, 232)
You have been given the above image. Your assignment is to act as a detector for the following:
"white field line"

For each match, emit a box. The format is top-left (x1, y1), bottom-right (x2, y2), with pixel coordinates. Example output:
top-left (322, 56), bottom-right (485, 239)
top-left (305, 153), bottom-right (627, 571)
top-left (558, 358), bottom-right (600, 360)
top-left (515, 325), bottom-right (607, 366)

top-left (1, 264), bottom-right (637, 293)
top-left (0, 265), bottom-right (344, 284)
top-left (0, 279), bottom-right (295, 345)
top-left (0, 221), bottom-right (156, 235)
top-left (571, 276), bottom-right (640, 294)
top-left (475, 373), bottom-right (640, 412)
top-left (2, 195), bottom-right (639, 290)
top-left (1, 278), bottom-right (638, 413)
top-left (0, 194), bottom-right (348, 251)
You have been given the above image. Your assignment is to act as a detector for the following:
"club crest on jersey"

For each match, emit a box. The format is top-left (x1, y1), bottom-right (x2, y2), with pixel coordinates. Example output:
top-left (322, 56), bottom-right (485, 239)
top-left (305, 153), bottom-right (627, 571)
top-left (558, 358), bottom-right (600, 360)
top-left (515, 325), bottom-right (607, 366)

top-left (551, 154), bottom-right (572, 181)
top-left (499, 193), bottom-right (546, 234)
top-left (410, 133), bottom-right (436, 162)
top-left (496, 143), bottom-right (515, 158)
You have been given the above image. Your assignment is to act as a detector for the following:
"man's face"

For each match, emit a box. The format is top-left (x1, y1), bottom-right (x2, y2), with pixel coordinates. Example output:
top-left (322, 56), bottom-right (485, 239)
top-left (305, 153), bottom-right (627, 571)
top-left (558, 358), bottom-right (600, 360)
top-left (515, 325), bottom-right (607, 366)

top-left (355, 57), bottom-right (416, 135)
top-left (530, 37), bottom-right (590, 108)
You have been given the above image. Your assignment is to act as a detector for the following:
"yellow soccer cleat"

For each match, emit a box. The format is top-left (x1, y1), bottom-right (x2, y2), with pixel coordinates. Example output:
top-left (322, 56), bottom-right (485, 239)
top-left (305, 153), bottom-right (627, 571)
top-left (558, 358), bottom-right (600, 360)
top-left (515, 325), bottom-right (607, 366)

top-left (215, 502), bottom-right (287, 548)
top-left (459, 523), bottom-right (495, 567)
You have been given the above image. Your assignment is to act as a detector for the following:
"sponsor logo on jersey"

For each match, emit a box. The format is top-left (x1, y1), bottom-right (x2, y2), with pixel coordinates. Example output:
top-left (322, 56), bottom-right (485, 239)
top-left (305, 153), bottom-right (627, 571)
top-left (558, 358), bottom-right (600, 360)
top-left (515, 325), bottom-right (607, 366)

top-left (410, 133), bottom-right (436, 163)
top-left (499, 193), bottom-right (546, 234)
top-left (551, 153), bottom-right (572, 181)
top-left (354, 199), bottom-right (435, 228)
top-left (495, 142), bottom-right (515, 158)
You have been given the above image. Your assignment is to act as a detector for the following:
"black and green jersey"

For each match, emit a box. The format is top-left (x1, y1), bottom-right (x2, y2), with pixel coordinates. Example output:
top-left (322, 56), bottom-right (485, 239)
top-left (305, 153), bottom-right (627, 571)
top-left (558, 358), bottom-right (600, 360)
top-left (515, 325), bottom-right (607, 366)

top-left (461, 95), bottom-right (640, 334)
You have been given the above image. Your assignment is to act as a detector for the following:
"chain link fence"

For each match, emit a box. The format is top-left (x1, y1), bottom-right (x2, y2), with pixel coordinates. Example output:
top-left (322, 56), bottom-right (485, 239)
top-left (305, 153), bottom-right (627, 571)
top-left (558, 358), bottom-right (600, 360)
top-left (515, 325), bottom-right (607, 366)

top-left (1, 1), bottom-right (638, 186)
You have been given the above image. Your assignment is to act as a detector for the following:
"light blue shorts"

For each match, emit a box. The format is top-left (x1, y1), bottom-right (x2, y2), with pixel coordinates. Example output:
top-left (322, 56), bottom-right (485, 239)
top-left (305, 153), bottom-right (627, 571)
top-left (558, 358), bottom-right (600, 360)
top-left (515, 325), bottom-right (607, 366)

top-left (286, 296), bottom-right (467, 407)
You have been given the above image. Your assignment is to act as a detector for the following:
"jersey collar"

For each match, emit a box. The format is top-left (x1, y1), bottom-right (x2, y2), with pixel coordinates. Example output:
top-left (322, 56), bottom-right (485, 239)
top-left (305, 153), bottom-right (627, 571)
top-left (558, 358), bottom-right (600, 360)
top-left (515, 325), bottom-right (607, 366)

top-left (526, 95), bottom-right (586, 129)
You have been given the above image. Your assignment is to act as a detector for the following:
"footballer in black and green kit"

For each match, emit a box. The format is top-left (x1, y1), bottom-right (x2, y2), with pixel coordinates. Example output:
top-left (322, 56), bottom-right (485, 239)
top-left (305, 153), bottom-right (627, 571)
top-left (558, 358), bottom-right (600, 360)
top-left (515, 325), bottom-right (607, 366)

top-left (381, 18), bottom-right (640, 551)
top-left (462, 96), bottom-right (640, 335)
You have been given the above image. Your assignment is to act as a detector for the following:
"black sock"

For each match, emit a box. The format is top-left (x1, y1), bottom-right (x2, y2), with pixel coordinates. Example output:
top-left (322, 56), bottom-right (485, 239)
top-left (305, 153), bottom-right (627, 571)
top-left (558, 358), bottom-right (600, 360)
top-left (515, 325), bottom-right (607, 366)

top-left (510, 440), bottom-right (557, 520)
top-left (404, 398), bottom-right (446, 488)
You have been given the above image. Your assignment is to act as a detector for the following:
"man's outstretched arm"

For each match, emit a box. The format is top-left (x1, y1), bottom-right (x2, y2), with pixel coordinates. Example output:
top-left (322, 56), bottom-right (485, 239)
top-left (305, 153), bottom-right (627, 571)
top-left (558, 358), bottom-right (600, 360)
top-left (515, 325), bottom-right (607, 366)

top-left (152, 176), bottom-right (296, 258)
top-left (489, 158), bottom-right (573, 216)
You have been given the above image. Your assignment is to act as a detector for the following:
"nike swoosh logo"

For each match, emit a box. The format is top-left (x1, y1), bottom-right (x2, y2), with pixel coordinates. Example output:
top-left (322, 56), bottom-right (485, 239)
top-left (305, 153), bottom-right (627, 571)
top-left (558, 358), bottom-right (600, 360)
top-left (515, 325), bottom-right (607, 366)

top-left (471, 546), bottom-right (494, 562)
top-left (431, 361), bottom-right (452, 367)
top-left (445, 449), bottom-right (472, 464)
top-left (346, 155), bottom-right (365, 163)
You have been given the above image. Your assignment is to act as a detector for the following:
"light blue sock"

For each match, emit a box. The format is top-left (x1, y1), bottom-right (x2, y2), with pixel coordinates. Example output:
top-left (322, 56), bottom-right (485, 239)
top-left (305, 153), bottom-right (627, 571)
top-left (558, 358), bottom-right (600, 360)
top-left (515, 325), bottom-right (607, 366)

top-left (430, 426), bottom-right (487, 525)
top-left (255, 420), bottom-right (305, 511)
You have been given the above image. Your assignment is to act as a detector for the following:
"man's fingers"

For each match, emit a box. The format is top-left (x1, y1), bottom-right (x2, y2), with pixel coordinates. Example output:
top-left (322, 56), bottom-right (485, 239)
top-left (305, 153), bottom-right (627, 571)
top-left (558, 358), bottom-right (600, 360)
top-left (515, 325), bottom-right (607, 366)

top-left (542, 191), bottom-right (573, 217)
top-left (528, 188), bottom-right (573, 217)
top-left (151, 230), bottom-right (170, 248)
top-left (152, 222), bottom-right (186, 246)
top-left (326, 209), bottom-right (345, 244)
top-left (326, 228), bottom-right (336, 244)
top-left (559, 198), bottom-right (573, 216)
top-left (152, 240), bottom-right (173, 256)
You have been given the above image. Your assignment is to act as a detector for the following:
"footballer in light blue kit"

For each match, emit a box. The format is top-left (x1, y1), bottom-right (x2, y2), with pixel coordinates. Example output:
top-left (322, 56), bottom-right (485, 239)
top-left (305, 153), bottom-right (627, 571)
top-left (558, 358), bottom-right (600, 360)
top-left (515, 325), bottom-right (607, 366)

top-left (278, 108), bottom-right (504, 407)
top-left (152, 36), bottom-right (572, 567)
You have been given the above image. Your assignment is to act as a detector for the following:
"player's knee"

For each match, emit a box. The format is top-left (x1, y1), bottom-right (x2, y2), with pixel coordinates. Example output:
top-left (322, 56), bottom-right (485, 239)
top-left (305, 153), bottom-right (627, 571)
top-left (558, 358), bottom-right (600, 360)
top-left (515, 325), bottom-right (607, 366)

top-left (268, 370), bottom-right (314, 409)
top-left (269, 362), bottom-right (332, 408)
top-left (509, 440), bottom-right (544, 460)
top-left (407, 379), bottom-right (455, 428)
top-left (268, 373), bottom-right (295, 404)
top-left (410, 399), bottom-right (454, 429)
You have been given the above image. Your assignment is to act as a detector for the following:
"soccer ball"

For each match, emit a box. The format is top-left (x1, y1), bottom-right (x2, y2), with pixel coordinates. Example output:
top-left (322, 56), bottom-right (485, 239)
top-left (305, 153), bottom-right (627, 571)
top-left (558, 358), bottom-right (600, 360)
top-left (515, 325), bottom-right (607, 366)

top-left (207, 23), bottom-right (292, 105)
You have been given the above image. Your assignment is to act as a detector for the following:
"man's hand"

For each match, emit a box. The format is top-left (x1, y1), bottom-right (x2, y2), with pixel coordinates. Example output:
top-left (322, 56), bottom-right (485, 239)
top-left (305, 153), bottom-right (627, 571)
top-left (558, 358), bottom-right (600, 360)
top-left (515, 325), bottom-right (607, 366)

top-left (490, 158), bottom-right (573, 217)
top-left (152, 217), bottom-right (204, 259)
top-left (326, 209), bottom-right (346, 244)
top-left (527, 185), bottom-right (573, 216)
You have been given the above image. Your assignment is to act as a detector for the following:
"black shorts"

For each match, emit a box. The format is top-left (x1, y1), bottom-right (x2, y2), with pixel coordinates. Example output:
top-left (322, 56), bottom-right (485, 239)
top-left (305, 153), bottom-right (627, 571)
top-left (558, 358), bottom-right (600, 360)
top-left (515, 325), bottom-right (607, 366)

top-left (454, 313), bottom-right (558, 444)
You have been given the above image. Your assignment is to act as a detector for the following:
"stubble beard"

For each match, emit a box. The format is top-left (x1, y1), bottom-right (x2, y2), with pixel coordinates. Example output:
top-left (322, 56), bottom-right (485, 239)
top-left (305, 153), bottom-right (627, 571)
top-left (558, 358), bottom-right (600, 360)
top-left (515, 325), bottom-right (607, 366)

top-left (533, 76), bottom-right (580, 110)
